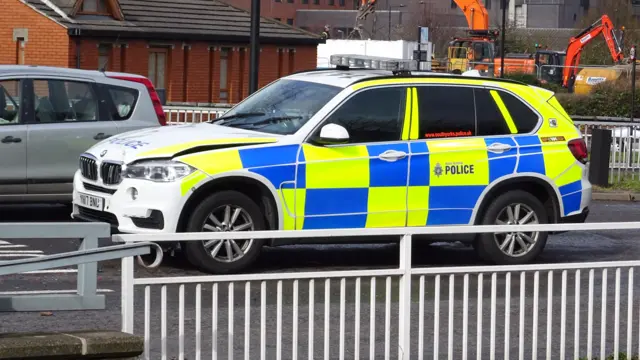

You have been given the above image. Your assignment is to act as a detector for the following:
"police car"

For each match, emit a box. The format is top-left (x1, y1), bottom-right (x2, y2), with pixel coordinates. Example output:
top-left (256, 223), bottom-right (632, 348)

top-left (71, 54), bottom-right (591, 274)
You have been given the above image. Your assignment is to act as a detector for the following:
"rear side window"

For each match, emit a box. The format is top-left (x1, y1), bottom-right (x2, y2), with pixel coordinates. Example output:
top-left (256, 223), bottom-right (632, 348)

top-left (103, 85), bottom-right (138, 121)
top-left (474, 88), bottom-right (512, 136)
top-left (416, 86), bottom-right (475, 139)
top-left (497, 91), bottom-right (539, 133)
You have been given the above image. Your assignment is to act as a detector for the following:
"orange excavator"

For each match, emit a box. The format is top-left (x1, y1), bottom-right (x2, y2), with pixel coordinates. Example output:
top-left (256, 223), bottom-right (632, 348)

top-left (562, 14), bottom-right (625, 90)
top-left (495, 15), bottom-right (625, 91)
top-left (446, 0), bottom-right (499, 74)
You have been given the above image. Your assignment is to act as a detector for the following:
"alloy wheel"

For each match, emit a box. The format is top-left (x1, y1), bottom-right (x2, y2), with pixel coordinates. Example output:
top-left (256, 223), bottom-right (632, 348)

top-left (201, 205), bottom-right (255, 263)
top-left (493, 203), bottom-right (540, 258)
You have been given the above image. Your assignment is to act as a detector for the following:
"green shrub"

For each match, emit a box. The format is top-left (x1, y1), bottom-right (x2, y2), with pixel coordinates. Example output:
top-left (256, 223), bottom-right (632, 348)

top-left (556, 80), bottom-right (640, 118)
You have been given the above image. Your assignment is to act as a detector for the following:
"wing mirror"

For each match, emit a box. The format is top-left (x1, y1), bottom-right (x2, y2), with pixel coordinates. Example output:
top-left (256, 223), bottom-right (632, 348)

top-left (316, 123), bottom-right (349, 145)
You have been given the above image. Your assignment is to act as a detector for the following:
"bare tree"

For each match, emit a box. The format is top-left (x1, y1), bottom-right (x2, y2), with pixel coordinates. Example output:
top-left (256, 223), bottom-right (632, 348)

top-left (577, 0), bottom-right (639, 65)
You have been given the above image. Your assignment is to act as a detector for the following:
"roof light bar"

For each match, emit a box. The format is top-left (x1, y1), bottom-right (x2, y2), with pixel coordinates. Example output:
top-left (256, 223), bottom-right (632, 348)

top-left (329, 54), bottom-right (418, 71)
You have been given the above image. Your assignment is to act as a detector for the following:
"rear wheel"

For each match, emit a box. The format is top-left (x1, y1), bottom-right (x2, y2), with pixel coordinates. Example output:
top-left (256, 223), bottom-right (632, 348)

top-left (474, 190), bottom-right (548, 265)
top-left (183, 190), bottom-right (266, 274)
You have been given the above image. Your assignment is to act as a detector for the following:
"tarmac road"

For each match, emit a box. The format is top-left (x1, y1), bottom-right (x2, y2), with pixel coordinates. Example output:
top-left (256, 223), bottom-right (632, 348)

top-left (0, 200), bottom-right (639, 359)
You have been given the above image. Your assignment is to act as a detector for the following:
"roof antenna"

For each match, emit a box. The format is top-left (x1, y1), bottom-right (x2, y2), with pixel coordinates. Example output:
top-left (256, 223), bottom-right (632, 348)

top-left (100, 32), bottom-right (121, 72)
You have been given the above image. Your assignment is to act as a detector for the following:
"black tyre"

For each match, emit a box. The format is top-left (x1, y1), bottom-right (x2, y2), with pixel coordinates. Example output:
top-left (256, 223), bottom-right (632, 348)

top-left (474, 190), bottom-right (548, 265)
top-left (183, 190), bottom-right (266, 274)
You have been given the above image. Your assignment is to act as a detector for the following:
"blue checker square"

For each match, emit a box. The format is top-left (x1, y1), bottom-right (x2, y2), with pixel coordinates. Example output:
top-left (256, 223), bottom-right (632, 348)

top-left (559, 180), bottom-right (582, 196)
top-left (562, 192), bottom-right (582, 216)
top-left (488, 156), bottom-right (517, 182)
top-left (249, 165), bottom-right (296, 189)
top-left (429, 186), bottom-right (485, 209)
top-left (303, 214), bottom-right (368, 229)
top-left (409, 142), bottom-right (430, 186)
top-left (427, 209), bottom-right (473, 225)
top-left (514, 135), bottom-right (542, 155)
top-left (305, 188), bottom-right (369, 216)
top-left (296, 163), bottom-right (306, 188)
top-left (516, 153), bottom-right (545, 174)
top-left (239, 144), bottom-right (299, 168)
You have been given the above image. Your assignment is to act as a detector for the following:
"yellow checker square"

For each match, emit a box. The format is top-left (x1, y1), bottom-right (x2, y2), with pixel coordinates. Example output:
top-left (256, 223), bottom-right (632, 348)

top-left (279, 189), bottom-right (296, 230)
top-left (179, 149), bottom-right (244, 176)
top-left (428, 138), bottom-right (489, 187)
top-left (281, 188), bottom-right (307, 230)
top-left (180, 171), bottom-right (207, 197)
top-left (302, 144), bottom-right (370, 189)
top-left (553, 164), bottom-right (582, 188)
top-left (407, 186), bottom-right (429, 226)
top-left (542, 141), bottom-right (578, 180)
top-left (366, 187), bottom-right (407, 228)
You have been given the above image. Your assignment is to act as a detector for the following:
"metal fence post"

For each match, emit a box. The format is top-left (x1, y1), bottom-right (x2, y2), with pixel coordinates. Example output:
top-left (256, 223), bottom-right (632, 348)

top-left (77, 235), bottom-right (98, 297)
top-left (121, 255), bottom-right (135, 334)
top-left (398, 234), bottom-right (412, 360)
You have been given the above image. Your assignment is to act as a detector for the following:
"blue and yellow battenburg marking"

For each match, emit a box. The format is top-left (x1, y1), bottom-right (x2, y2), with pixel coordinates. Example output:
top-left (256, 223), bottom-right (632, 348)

top-left (176, 82), bottom-right (586, 230)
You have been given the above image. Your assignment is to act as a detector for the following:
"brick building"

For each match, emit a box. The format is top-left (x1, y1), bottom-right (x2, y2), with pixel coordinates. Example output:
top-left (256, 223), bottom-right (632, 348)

top-left (4, 0), bottom-right (323, 104)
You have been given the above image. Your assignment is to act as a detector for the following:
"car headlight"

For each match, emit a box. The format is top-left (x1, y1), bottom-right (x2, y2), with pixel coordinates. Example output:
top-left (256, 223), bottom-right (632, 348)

top-left (122, 160), bottom-right (195, 182)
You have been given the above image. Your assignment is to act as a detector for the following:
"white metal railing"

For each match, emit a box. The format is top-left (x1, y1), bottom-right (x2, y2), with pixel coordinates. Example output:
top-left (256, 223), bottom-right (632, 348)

top-left (117, 221), bottom-right (640, 360)
top-left (164, 106), bottom-right (229, 125)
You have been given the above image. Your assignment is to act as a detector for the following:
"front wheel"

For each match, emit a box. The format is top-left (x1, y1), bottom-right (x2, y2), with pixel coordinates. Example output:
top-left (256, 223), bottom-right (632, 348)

top-left (183, 190), bottom-right (266, 274)
top-left (474, 190), bottom-right (549, 265)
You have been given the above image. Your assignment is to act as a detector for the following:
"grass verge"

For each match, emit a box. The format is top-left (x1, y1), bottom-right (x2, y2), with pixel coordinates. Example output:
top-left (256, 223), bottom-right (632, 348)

top-left (593, 175), bottom-right (640, 193)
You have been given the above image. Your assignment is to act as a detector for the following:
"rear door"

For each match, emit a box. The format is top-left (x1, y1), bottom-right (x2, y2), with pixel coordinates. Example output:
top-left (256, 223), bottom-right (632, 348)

top-left (25, 78), bottom-right (118, 196)
top-left (409, 84), bottom-right (489, 226)
top-left (0, 78), bottom-right (28, 197)
top-left (94, 80), bottom-right (156, 134)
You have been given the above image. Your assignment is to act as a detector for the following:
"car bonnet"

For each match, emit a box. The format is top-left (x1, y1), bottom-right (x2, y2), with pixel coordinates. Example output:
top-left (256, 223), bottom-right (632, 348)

top-left (84, 123), bottom-right (281, 164)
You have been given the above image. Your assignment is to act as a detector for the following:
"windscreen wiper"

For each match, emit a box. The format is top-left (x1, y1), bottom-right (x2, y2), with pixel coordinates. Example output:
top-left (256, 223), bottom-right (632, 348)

top-left (211, 112), bottom-right (266, 125)
top-left (241, 115), bottom-right (304, 128)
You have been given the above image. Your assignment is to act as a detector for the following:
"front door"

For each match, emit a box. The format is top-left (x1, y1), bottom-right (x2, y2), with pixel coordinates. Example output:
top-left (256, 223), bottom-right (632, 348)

top-left (0, 78), bottom-right (28, 197)
top-left (295, 86), bottom-right (411, 230)
top-left (26, 78), bottom-right (118, 196)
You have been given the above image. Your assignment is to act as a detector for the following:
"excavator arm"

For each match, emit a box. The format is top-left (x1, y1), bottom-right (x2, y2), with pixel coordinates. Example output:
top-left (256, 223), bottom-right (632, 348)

top-left (453, 0), bottom-right (489, 31)
top-left (563, 14), bottom-right (624, 88)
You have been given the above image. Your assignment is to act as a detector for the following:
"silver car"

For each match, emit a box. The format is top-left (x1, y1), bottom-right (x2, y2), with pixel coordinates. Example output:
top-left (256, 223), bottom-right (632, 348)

top-left (0, 65), bottom-right (165, 204)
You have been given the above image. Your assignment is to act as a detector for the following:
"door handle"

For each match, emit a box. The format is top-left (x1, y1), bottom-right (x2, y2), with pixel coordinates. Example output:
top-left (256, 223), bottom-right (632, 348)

top-left (1, 136), bottom-right (21, 144)
top-left (94, 133), bottom-right (112, 140)
top-left (487, 142), bottom-right (512, 154)
top-left (378, 149), bottom-right (407, 162)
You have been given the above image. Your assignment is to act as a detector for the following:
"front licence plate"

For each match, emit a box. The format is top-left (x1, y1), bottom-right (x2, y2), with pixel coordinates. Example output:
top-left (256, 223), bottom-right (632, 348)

top-left (78, 193), bottom-right (104, 211)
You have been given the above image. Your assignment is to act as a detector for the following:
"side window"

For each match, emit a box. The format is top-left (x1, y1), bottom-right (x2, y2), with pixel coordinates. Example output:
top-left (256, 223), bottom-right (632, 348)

top-left (321, 87), bottom-right (406, 144)
top-left (104, 85), bottom-right (139, 120)
top-left (498, 91), bottom-right (539, 133)
top-left (474, 88), bottom-right (512, 136)
top-left (0, 80), bottom-right (21, 125)
top-left (33, 80), bottom-right (99, 123)
top-left (416, 85), bottom-right (475, 139)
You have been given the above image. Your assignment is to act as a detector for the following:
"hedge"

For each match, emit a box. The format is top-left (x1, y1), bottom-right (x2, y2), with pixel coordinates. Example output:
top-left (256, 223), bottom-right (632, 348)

top-left (501, 73), bottom-right (638, 118)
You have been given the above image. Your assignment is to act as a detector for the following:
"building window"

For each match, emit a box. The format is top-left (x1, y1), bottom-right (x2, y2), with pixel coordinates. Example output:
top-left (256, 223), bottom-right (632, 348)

top-left (80, 0), bottom-right (107, 13)
top-left (451, 0), bottom-right (456, 8)
top-left (302, 0), bottom-right (309, 3)
top-left (148, 48), bottom-right (167, 92)
top-left (275, 0), bottom-right (281, 3)
top-left (339, 0), bottom-right (345, 5)
top-left (219, 47), bottom-right (230, 102)
top-left (287, 18), bottom-right (294, 25)
top-left (287, 0), bottom-right (294, 3)
top-left (98, 44), bottom-right (111, 70)
top-left (275, 17), bottom-right (281, 21)
top-left (313, 0), bottom-right (319, 4)
top-left (485, 0), bottom-right (491, 9)
top-left (328, 0), bottom-right (334, 4)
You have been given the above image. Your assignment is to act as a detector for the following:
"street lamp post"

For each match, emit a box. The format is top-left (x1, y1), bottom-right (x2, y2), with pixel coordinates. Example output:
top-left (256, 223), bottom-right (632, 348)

top-left (500, 0), bottom-right (507, 78)
top-left (249, 0), bottom-right (260, 94)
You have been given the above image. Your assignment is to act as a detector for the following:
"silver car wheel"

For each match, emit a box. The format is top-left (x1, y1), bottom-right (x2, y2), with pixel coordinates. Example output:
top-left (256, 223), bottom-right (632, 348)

top-left (493, 203), bottom-right (540, 258)
top-left (201, 205), bottom-right (255, 263)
